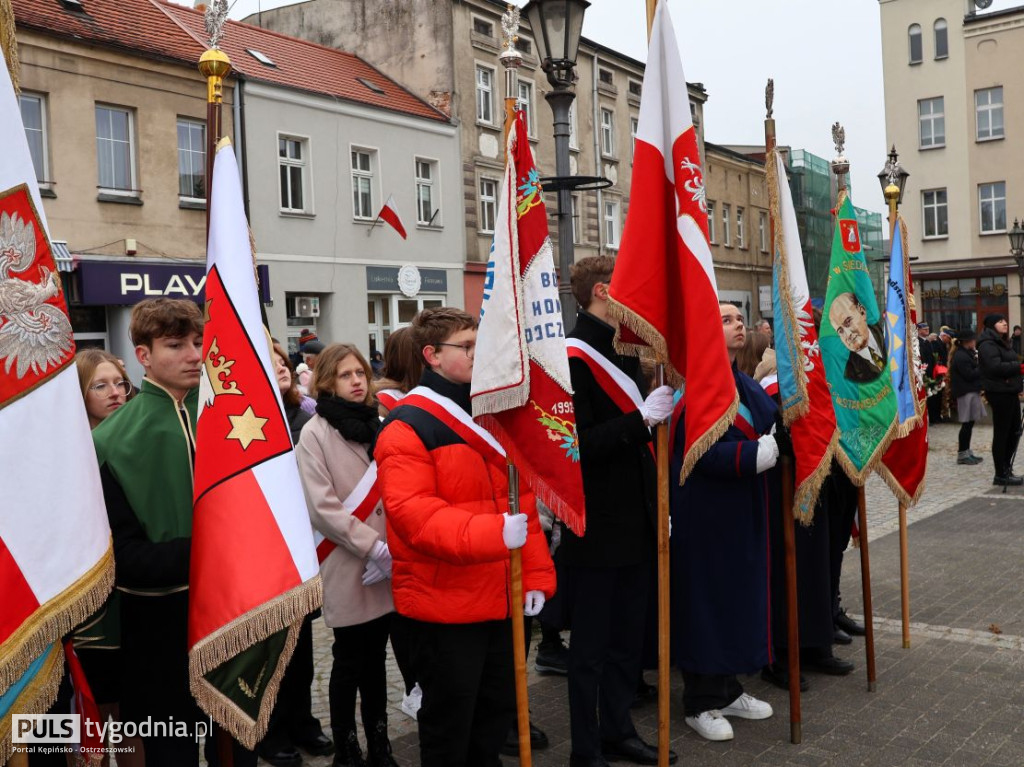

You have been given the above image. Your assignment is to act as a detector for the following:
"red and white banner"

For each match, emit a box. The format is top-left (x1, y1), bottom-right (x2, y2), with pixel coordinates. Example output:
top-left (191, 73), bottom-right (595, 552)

top-left (607, 2), bottom-right (737, 483)
top-left (189, 140), bottom-right (321, 747)
top-left (0, 58), bottom-right (113, 732)
top-left (471, 112), bottom-right (585, 535)
top-left (377, 194), bottom-right (407, 239)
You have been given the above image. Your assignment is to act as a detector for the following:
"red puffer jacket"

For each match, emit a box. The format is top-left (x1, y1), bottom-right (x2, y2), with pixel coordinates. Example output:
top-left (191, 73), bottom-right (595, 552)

top-left (374, 383), bottom-right (556, 624)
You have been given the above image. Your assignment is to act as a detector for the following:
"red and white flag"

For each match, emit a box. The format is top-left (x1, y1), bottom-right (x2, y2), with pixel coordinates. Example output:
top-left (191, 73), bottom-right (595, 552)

top-left (607, 2), bottom-right (737, 482)
top-left (189, 140), bottom-right (321, 748)
top-left (471, 111), bottom-right (585, 535)
top-left (377, 194), bottom-right (407, 239)
top-left (0, 57), bottom-right (113, 738)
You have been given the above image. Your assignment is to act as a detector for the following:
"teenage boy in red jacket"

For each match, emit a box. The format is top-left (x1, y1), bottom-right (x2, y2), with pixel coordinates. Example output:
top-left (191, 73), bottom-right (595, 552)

top-left (374, 307), bottom-right (556, 767)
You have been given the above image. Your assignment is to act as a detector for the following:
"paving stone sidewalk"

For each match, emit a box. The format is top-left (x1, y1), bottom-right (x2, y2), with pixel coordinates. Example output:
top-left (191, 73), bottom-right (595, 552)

top-left (283, 419), bottom-right (1023, 767)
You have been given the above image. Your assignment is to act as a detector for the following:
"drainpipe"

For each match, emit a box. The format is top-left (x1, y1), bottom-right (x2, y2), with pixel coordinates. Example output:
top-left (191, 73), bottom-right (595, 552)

top-left (592, 50), bottom-right (603, 255)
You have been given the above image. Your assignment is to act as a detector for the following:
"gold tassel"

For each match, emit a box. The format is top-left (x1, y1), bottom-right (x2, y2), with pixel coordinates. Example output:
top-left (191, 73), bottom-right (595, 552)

top-left (0, 0), bottom-right (19, 94)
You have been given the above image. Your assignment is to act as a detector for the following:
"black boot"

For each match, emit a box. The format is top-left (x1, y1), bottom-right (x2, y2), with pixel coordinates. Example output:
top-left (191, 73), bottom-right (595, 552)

top-left (365, 720), bottom-right (398, 767)
top-left (332, 730), bottom-right (367, 767)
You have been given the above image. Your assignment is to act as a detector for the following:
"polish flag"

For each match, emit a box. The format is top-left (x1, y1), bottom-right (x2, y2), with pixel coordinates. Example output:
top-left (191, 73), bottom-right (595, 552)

top-left (189, 140), bottom-right (321, 748)
top-left (607, 2), bottom-right (737, 481)
top-left (377, 194), bottom-right (407, 239)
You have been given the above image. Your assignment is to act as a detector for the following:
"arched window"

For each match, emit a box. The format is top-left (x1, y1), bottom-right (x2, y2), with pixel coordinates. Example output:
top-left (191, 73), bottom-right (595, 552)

top-left (909, 23), bottom-right (923, 64)
top-left (934, 19), bottom-right (948, 60)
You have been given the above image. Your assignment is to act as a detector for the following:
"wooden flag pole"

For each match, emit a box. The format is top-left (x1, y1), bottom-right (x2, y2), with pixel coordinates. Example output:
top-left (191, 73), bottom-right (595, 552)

top-left (764, 80), bottom-right (801, 744)
top-left (643, 5), bottom-right (671, 765)
top-left (857, 487), bottom-right (877, 691)
top-left (499, 10), bottom-right (531, 765)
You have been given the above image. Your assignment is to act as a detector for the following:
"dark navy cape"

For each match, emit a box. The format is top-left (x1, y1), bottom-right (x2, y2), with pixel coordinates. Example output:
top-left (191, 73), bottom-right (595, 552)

top-left (669, 365), bottom-right (775, 675)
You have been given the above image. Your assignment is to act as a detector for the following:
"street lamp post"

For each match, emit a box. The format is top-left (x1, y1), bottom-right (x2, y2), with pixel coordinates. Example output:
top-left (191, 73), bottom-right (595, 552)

top-left (523, 0), bottom-right (590, 333)
top-left (1008, 218), bottom-right (1024, 332)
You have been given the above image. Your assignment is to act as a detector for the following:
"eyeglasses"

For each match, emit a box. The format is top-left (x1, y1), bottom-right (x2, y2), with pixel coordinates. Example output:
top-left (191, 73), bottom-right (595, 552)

top-left (435, 342), bottom-right (476, 358)
top-left (89, 380), bottom-right (133, 396)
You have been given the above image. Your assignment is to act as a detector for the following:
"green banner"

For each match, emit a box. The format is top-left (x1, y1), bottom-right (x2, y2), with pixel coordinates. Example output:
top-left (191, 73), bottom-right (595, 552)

top-left (820, 193), bottom-right (897, 483)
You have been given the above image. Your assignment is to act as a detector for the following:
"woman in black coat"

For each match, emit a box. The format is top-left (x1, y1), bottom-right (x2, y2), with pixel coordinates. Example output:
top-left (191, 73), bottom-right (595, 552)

top-left (977, 315), bottom-right (1024, 486)
top-left (949, 331), bottom-right (985, 465)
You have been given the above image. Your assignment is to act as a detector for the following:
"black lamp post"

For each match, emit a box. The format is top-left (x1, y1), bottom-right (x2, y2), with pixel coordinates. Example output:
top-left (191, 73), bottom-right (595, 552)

top-left (877, 144), bottom-right (910, 207)
top-left (1009, 218), bottom-right (1024, 332)
top-left (523, 0), bottom-right (589, 332)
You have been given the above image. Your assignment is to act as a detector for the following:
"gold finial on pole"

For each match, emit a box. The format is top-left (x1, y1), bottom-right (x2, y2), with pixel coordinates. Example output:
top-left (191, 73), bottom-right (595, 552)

top-left (198, 0), bottom-right (231, 238)
top-left (830, 121), bottom-right (849, 192)
top-left (765, 78), bottom-right (774, 120)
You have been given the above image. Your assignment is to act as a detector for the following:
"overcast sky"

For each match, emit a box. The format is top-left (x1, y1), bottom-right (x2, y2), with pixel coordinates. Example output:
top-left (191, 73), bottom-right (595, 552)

top-left (214, 0), bottom-right (1021, 216)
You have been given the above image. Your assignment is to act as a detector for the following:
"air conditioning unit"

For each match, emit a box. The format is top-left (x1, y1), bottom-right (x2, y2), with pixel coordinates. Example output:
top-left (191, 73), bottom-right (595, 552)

top-left (290, 295), bottom-right (320, 318)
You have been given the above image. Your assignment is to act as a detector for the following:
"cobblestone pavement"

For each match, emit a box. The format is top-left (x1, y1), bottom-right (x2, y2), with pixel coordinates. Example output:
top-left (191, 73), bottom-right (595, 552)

top-left (279, 419), bottom-right (1023, 767)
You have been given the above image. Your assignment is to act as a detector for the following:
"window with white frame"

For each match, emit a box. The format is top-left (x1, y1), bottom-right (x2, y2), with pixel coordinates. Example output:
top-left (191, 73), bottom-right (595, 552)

top-left (722, 204), bottom-right (732, 246)
top-left (95, 104), bottom-right (135, 193)
top-left (736, 207), bottom-right (745, 248)
top-left (415, 158), bottom-right (439, 226)
top-left (630, 116), bottom-right (639, 162)
top-left (979, 182), bottom-right (1006, 234)
top-left (908, 24), bottom-right (922, 64)
top-left (918, 97), bottom-right (945, 149)
top-left (571, 194), bottom-right (581, 244)
top-left (479, 177), bottom-right (497, 233)
top-left (569, 100), bottom-right (578, 150)
top-left (707, 200), bottom-right (716, 243)
top-left (278, 135), bottom-right (308, 212)
top-left (601, 108), bottom-right (615, 156)
top-left (976, 87), bottom-right (1004, 141)
top-left (476, 65), bottom-right (495, 125)
top-left (517, 80), bottom-right (535, 136)
top-left (20, 93), bottom-right (48, 184)
top-left (351, 148), bottom-right (375, 219)
top-left (604, 199), bottom-right (620, 249)
top-left (922, 189), bottom-right (948, 238)
top-left (177, 118), bottom-right (205, 201)
top-left (934, 19), bottom-right (948, 60)
top-left (759, 211), bottom-right (769, 253)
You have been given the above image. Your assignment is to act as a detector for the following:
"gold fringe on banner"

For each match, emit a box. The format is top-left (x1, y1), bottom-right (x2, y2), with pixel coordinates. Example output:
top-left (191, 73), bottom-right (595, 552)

top-left (0, 643), bottom-right (64, 765)
top-left (189, 576), bottom-right (322, 750)
top-left (1, 544), bottom-right (114, 697)
top-left (0, 0), bottom-right (19, 94)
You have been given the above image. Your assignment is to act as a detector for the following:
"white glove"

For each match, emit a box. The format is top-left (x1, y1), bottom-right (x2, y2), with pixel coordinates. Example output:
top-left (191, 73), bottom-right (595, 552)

top-left (755, 434), bottom-right (780, 474)
top-left (361, 540), bottom-right (392, 586)
top-left (502, 513), bottom-right (528, 550)
top-left (524, 590), bottom-right (545, 616)
top-left (640, 385), bottom-right (674, 426)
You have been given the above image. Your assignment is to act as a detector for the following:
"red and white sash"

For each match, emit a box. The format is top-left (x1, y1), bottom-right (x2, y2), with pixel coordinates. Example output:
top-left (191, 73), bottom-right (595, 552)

top-left (398, 386), bottom-right (508, 470)
top-left (375, 388), bottom-right (404, 412)
top-left (759, 373), bottom-right (779, 400)
top-left (313, 461), bottom-right (382, 564)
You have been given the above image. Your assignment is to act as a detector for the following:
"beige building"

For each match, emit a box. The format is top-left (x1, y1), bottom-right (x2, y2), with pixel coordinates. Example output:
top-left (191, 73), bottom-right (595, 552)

top-left (879, 0), bottom-right (1021, 329)
top-left (243, 0), bottom-right (780, 319)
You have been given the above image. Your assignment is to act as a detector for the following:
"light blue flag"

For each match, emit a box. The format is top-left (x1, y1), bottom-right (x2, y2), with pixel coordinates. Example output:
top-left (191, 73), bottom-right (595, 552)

top-left (885, 215), bottom-right (924, 434)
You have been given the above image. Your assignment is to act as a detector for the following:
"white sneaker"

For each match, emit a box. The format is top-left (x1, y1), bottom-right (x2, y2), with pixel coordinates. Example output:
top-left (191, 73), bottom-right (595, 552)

top-left (685, 710), bottom-right (734, 741)
top-left (721, 692), bottom-right (773, 720)
top-left (400, 683), bottom-right (422, 720)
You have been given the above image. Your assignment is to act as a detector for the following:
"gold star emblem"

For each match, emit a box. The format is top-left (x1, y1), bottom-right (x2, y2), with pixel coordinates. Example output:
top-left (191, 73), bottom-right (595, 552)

top-left (227, 406), bottom-right (269, 450)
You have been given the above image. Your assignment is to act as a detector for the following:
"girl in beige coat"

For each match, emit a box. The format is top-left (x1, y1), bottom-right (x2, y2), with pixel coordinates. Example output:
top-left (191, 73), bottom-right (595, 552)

top-left (296, 344), bottom-right (397, 767)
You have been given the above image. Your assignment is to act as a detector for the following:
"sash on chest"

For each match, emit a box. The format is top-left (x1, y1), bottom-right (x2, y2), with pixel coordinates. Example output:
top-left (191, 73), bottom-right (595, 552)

top-left (313, 461), bottom-right (381, 564)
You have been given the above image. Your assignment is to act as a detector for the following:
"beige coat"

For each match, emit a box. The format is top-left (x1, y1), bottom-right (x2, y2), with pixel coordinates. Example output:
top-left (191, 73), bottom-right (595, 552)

top-left (296, 415), bottom-right (394, 628)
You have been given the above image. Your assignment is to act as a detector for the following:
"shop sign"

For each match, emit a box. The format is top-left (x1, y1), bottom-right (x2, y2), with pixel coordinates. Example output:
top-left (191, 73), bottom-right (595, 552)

top-left (77, 261), bottom-right (269, 305)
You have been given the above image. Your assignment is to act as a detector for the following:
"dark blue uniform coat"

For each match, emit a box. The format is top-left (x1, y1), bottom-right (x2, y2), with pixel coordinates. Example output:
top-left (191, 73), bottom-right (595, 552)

top-left (670, 365), bottom-right (775, 675)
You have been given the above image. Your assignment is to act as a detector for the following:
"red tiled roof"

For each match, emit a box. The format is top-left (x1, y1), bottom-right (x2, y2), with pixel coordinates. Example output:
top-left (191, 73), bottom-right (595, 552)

top-left (13, 0), bottom-right (448, 123)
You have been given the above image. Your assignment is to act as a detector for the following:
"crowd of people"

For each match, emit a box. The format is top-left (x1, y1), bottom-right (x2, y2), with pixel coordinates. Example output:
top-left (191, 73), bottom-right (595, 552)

top-left (60, 258), bottom-right (1023, 767)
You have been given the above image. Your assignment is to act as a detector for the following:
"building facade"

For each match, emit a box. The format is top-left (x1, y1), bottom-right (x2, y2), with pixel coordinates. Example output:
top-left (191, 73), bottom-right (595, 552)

top-left (879, 0), bottom-right (1020, 329)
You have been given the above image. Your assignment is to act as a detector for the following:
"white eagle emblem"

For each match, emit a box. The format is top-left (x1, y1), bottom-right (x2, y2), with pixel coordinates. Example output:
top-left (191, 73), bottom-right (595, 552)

top-left (0, 209), bottom-right (74, 378)
top-left (679, 156), bottom-right (706, 213)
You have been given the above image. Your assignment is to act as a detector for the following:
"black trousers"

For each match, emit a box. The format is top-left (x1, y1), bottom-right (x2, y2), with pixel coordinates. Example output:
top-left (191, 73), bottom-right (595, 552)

top-left (959, 421), bottom-right (975, 452)
top-left (389, 613), bottom-right (417, 695)
top-left (927, 392), bottom-right (943, 423)
top-left (407, 618), bottom-right (515, 767)
top-left (827, 470), bottom-right (859, 620)
top-left (681, 672), bottom-right (743, 717)
top-left (329, 613), bottom-right (391, 739)
top-left (565, 563), bottom-right (648, 759)
top-left (988, 392), bottom-right (1023, 476)
top-left (260, 614), bottom-right (325, 752)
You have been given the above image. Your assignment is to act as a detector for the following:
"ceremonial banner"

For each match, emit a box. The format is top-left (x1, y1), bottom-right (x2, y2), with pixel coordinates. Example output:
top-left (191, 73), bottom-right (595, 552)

top-left (472, 111), bottom-right (585, 535)
top-left (766, 149), bottom-right (838, 522)
top-left (0, 59), bottom-right (113, 761)
top-left (820, 192), bottom-right (897, 484)
top-left (606, 1), bottom-right (737, 482)
top-left (189, 139), bottom-right (321, 748)
top-left (878, 215), bottom-right (927, 504)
